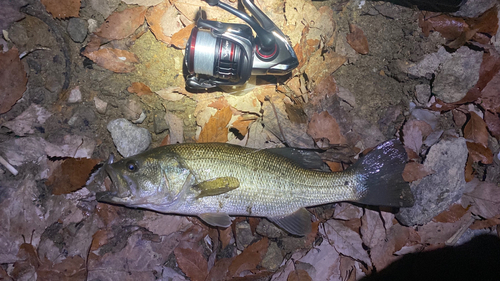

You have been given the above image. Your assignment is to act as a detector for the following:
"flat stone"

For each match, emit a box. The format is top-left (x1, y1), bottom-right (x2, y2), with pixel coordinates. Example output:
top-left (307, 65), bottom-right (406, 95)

top-left (396, 138), bottom-right (468, 226)
top-left (261, 242), bottom-right (283, 271)
top-left (67, 17), bottom-right (87, 43)
top-left (433, 47), bottom-right (482, 103)
top-left (107, 118), bottom-right (151, 157)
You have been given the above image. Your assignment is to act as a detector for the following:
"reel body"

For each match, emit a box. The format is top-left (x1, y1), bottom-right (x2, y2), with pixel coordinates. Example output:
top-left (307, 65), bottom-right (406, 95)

top-left (184, 0), bottom-right (299, 89)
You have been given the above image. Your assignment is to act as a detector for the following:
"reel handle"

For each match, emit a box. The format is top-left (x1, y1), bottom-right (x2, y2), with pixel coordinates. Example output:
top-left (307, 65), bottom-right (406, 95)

top-left (203, 0), bottom-right (275, 51)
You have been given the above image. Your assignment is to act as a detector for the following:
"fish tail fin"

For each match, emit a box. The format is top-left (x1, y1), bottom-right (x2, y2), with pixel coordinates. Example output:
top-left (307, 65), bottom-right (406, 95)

top-left (351, 139), bottom-right (414, 207)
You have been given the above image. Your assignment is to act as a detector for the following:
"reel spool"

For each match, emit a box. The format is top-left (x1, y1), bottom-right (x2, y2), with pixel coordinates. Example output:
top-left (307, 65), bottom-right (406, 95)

top-left (184, 0), bottom-right (299, 90)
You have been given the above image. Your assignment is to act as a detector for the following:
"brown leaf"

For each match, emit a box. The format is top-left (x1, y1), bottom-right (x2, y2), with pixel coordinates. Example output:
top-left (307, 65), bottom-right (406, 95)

top-left (469, 6), bottom-right (499, 37)
top-left (95, 6), bottom-right (147, 40)
top-left (402, 119), bottom-right (433, 154)
top-left (464, 112), bottom-right (489, 147)
top-left (171, 23), bottom-right (195, 49)
top-left (248, 217), bottom-right (260, 236)
top-left (402, 162), bottom-right (434, 182)
top-left (219, 227), bottom-right (233, 249)
top-left (174, 247), bottom-right (208, 281)
top-left (127, 82), bottom-right (153, 96)
top-left (432, 204), bottom-right (469, 223)
top-left (307, 111), bottom-right (347, 146)
top-left (197, 106), bottom-right (232, 143)
top-left (90, 229), bottom-right (114, 251)
top-left (45, 158), bottom-right (100, 195)
top-left (37, 256), bottom-right (86, 281)
top-left (146, 1), bottom-right (172, 44)
top-left (470, 215), bottom-right (500, 230)
top-left (479, 71), bottom-right (500, 113)
top-left (227, 237), bottom-right (269, 277)
top-left (475, 51), bottom-right (500, 92)
top-left (465, 155), bottom-right (474, 182)
top-left (452, 108), bottom-right (468, 127)
top-left (462, 179), bottom-right (500, 219)
top-left (485, 110), bottom-right (500, 140)
top-left (84, 48), bottom-right (139, 73)
top-left (466, 142), bottom-right (493, 164)
top-left (231, 116), bottom-right (255, 136)
top-left (206, 258), bottom-right (234, 281)
top-left (369, 224), bottom-right (411, 271)
top-left (0, 47), bottom-right (28, 114)
top-left (325, 161), bottom-right (343, 172)
top-left (304, 50), bottom-right (346, 86)
top-left (208, 97), bottom-right (231, 110)
top-left (346, 24), bottom-right (369, 55)
top-left (287, 269), bottom-right (312, 281)
top-left (419, 13), bottom-right (469, 41)
top-left (40, 0), bottom-right (80, 18)
top-left (429, 98), bottom-right (459, 112)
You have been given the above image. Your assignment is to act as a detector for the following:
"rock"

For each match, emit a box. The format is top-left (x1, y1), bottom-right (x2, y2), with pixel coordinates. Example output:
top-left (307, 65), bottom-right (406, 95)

top-left (415, 84), bottom-right (431, 105)
top-left (67, 18), bottom-right (87, 43)
top-left (406, 46), bottom-right (452, 79)
top-left (411, 107), bottom-right (440, 130)
top-left (452, 0), bottom-right (497, 18)
top-left (261, 242), bottom-right (283, 271)
top-left (433, 47), bottom-right (483, 103)
top-left (89, 0), bottom-right (120, 19)
top-left (235, 221), bottom-right (257, 251)
top-left (153, 111), bottom-right (169, 134)
top-left (396, 138), bottom-right (468, 226)
top-left (68, 86), bottom-right (82, 103)
top-left (256, 219), bottom-right (286, 238)
top-left (94, 97), bottom-right (107, 114)
top-left (87, 19), bottom-right (99, 34)
top-left (107, 118), bottom-right (151, 157)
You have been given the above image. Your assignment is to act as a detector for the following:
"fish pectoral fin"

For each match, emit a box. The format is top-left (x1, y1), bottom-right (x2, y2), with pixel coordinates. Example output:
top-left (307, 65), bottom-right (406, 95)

top-left (199, 212), bottom-right (232, 228)
top-left (268, 208), bottom-right (311, 236)
top-left (194, 177), bottom-right (240, 198)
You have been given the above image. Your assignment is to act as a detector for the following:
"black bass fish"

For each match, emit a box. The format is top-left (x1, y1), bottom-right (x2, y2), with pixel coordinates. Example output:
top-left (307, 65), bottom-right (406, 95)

top-left (98, 139), bottom-right (414, 236)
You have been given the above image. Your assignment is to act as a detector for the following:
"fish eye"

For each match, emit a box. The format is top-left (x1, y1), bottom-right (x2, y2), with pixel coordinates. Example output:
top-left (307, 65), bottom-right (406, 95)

top-left (126, 161), bottom-right (138, 172)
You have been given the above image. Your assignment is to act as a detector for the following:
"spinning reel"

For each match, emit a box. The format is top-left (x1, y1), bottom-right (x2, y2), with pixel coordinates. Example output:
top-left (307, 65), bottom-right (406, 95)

top-left (184, 0), bottom-right (299, 89)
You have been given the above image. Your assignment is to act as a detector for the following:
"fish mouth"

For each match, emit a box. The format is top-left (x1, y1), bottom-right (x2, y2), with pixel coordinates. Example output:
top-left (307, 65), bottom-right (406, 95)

top-left (96, 153), bottom-right (131, 203)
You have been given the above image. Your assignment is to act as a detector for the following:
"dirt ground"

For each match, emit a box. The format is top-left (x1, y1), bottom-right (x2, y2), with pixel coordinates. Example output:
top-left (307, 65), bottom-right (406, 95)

top-left (1, 0), bottom-right (500, 280)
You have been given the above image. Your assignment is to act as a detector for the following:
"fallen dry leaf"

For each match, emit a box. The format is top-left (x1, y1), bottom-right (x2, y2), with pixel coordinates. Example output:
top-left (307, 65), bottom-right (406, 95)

top-left (432, 204), bottom-right (469, 223)
top-left (84, 48), bottom-right (139, 73)
top-left (346, 24), bottom-right (369, 55)
top-left (470, 215), bottom-right (500, 230)
top-left (466, 141), bottom-right (493, 164)
top-left (484, 110), bottom-right (500, 140)
top-left (307, 111), bottom-right (347, 146)
top-left (325, 161), bottom-right (343, 172)
top-left (0, 47), bottom-right (27, 114)
top-left (475, 51), bottom-right (500, 92)
top-left (462, 179), bottom-right (500, 219)
top-left (174, 247), bottom-right (208, 281)
top-left (45, 158), bottom-right (100, 195)
top-left (206, 258), bottom-right (234, 281)
top-left (465, 155), bottom-right (475, 182)
top-left (479, 71), bottom-right (500, 113)
top-left (452, 108), bottom-right (468, 127)
top-left (402, 119), bottom-right (433, 154)
top-left (90, 229), bottom-right (114, 251)
top-left (171, 23), bottom-right (195, 49)
top-left (369, 224), bottom-right (412, 271)
top-left (218, 227), bottom-right (233, 250)
top-left (197, 105), bottom-right (232, 143)
top-left (287, 269), bottom-right (312, 281)
top-left (41, 0), bottom-right (80, 18)
top-left (304, 50), bottom-right (346, 87)
top-left (231, 116), bottom-right (255, 137)
top-left (95, 6), bottom-right (147, 40)
top-left (127, 82), bottom-right (153, 96)
top-left (464, 112), bottom-right (489, 148)
top-left (402, 162), bottom-right (434, 182)
top-left (146, 2), bottom-right (173, 44)
top-left (37, 256), bottom-right (86, 281)
top-left (227, 237), bottom-right (269, 278)
top-left (2, 104), bottom-right (52, 136)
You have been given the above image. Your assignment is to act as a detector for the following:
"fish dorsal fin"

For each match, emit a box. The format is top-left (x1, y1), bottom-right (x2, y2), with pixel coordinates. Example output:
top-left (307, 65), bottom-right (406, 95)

top-left (268, 208), bottom-right (311, 236)
top-left (199, 213), bottom-right (232, 228)
top-left (266, 148), bottom-right (328, 171)
top-left (194, 177), bottom-right (240, 198)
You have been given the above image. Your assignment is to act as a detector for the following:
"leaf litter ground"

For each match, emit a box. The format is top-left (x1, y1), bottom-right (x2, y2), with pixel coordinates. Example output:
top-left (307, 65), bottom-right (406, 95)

top-left (1, 0), bottom-right (500, 280)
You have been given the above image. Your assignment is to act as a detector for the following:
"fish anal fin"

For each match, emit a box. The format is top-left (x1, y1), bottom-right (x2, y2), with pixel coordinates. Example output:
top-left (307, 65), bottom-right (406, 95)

top-left (195, 177), bottom-right (240, 198)
top-left (199, 213), bottom-right (232, 228)
top-left (268, 208), bottom-right (311, 236)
